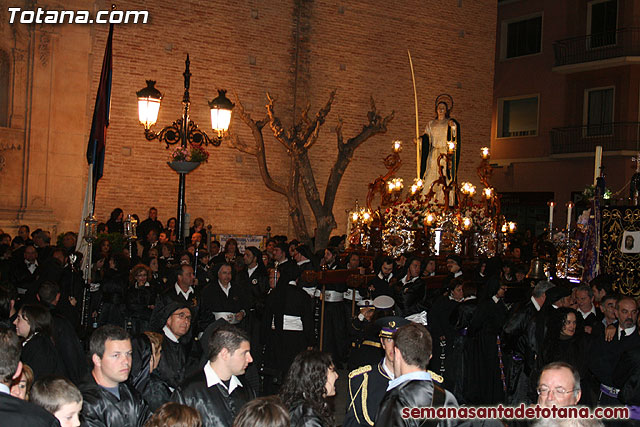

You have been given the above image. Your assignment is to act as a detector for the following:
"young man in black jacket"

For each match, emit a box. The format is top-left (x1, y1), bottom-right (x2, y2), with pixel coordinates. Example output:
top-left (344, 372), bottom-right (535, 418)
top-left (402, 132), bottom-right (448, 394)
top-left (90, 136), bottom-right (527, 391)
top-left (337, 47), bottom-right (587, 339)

top-left (172, 324), bottom-right (256, 427)
top-left (79, 324), bottom-right (150, 426)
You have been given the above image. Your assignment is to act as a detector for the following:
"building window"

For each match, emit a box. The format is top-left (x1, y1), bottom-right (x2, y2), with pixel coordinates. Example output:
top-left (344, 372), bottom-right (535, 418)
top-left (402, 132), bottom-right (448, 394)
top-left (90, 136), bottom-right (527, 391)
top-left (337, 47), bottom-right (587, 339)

top-left (584, 87), bottom-right (614, 136)
top-left (502, 14), bottom-right (543, 59)
top-left (498, 96), bottom-right (539, 138)
top-left (588, 0), bottom-right (617, 49)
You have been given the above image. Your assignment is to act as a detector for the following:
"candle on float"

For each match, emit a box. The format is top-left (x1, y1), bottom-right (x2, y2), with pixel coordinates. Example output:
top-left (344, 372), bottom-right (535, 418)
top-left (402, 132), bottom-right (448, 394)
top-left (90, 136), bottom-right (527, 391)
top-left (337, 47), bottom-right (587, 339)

top-left (594, 145), bottom-right (602, 186)
top-left (566, 202), bottom-right (573, 230)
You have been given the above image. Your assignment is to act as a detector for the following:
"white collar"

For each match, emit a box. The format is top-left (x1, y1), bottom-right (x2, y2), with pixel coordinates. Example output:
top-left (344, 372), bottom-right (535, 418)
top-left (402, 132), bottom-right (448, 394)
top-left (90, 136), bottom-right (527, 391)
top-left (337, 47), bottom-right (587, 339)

top-left (378, 271), bottom-right (392, 281)
top-left (453, 270), bottom-right (463, 278)
top-left (276, 259), bottom-right (288, 266)
top-left (204, 362), bottom-right (242, 394)
top-left (163, 325), bottom-right (180, 343)
top-left (218, 280), bottom-right (231, 296)
top-left (247, 265), bottom-right (258, 277)
top-left (531, 296), bottom-right (541, 312)
top-left (297, 259), bottom-right (310, 266)
top-left (492, 295), bottom-right (500, 304)
top-left (401, 275), bottom-right (418, 285)
top-left (619, 325), bottom-right (636, 339)
top-left (175, 283), bottom-right (194, 299)
top-left (382, 357), bottom-right (395, 380)
top-left (578, 305), bottom-right (596, 318)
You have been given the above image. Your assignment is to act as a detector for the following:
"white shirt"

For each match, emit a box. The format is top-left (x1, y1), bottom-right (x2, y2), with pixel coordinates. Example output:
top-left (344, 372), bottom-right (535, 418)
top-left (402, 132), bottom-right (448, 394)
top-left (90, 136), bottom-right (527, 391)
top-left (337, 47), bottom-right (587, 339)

top-left (25, 259), bottom-right (38, 274)
top-left (218, 280), bottom-right (231, 297)
top-left (378, 272), bottom-right (393, 282)
top-left (204, 362), bottom-right (243, 394)
top-left (163, 325), bottom-right (180, 343)
top-left (401, 275), bottom-right (418, 286)
top-left (175, 283), bottom-right (194, 300)
top-left (531, 296), bottom-right (541, 312)
top-left (297, 259), bottom-right (311, 266)
top-left (619, 325), bottom-right (636, 340)
top-left (578, 305), bottom-right (596, 319)
top-left (0, 383), bottom-right (10, 395)
top-left (453, 271), bottom-right (463, 278)
top-left (381, 357), bottom-right (395, 380)
top-left (247, 265), bottom-right (258, 278)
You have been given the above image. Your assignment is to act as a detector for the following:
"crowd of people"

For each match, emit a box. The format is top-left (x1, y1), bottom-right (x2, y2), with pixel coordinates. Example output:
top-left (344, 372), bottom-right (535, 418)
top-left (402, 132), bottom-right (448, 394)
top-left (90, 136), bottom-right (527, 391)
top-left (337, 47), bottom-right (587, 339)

top-left (0, 206), bottom-right (638, 426)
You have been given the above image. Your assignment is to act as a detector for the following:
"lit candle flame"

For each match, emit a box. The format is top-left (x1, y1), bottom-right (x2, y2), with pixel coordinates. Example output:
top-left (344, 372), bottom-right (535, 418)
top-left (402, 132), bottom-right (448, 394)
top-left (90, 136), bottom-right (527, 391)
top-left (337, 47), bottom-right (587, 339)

top-left (481, 147), bottom-right (490, 159)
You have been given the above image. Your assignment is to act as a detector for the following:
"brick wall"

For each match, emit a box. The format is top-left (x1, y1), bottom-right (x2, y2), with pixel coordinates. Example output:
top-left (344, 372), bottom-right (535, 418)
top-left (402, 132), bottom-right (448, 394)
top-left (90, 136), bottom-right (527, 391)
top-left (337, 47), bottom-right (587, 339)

top-left (19, 0), bottom-right (497, 240)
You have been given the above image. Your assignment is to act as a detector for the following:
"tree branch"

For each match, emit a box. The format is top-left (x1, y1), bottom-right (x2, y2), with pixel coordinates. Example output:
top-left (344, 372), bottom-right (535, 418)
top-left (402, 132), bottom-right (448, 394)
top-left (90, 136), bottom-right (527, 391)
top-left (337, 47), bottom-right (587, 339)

top-left (302, 89), bottom-right (336, 149)
top-left (233, 93), bottom-right (287, 195)
top-left (266, 92), bottom-right (293, 152)
top-left (323, 99), bottom-right (395, 209)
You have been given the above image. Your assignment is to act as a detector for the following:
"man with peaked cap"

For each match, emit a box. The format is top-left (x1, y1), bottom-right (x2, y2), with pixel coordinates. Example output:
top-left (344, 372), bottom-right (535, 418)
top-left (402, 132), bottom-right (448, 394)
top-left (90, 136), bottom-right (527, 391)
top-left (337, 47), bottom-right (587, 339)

top-left (348, 296), bottom-right (395, 370)
top-left (345, 316), bottom-right (446, 427)
top-left (344, 316), bottom-right (409, 427)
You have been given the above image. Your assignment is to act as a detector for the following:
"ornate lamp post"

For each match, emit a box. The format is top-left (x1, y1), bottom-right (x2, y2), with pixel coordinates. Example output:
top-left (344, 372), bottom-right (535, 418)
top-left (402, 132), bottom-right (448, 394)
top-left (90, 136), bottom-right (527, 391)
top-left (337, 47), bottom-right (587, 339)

top-left (137, 54), bottom-right (234, 244)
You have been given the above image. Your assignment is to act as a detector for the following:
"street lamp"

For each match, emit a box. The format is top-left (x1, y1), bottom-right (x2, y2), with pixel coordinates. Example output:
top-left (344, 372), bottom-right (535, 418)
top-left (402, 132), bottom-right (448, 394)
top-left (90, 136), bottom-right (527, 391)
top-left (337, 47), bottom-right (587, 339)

top-left (136, 54), bottom-right (234, 243)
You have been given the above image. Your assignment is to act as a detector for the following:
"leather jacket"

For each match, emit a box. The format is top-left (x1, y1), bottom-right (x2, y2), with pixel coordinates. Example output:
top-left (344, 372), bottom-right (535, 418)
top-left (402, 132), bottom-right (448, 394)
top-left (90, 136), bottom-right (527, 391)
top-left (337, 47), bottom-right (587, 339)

top-left (172, 371), bottom-right (255, 427)
top-left (79, 373), bottom-right (150, 427)
top-left (289, 401), bottom-right (326, 427)
top-left (374, 378), bottom-right (458, 427)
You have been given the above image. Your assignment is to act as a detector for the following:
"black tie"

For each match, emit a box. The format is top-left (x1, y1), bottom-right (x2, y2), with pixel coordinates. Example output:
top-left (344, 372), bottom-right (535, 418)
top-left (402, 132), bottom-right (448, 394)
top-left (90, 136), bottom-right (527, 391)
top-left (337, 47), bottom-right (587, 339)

top-left (621, 330), bottom-right (627, 340)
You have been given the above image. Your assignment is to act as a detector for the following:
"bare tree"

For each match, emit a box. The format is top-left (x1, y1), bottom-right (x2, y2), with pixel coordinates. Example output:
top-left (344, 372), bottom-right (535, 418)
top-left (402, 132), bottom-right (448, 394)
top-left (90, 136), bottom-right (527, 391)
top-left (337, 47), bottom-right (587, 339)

top-left (229, 90), bottom-right (394, 250)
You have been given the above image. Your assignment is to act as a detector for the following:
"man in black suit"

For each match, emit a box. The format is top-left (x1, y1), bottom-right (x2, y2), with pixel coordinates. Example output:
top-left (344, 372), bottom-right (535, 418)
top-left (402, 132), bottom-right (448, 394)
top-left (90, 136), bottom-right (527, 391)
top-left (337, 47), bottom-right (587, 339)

top-left (199, 263), bottom-right (250, 332)
top-left (151, 264), bottom-right (200, 331)
top-left (589, 296), bottom-right (640, 405)
top-left (272, 242), bottom-right (298, 289)
top-left (137, 207), bottom-right (164, 243)
top-left (0, 327), bottom-right (59, 426)
top-left (575, 284), bottom-right (603, 334)
top-left (11, 243), bottom-right (40, 303)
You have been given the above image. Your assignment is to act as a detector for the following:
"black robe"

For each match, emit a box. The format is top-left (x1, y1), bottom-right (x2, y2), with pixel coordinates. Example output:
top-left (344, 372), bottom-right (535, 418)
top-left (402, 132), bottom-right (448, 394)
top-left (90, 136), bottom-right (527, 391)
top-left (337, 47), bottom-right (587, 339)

top-left (464, 296), bottom-right (508, 405)
top-left (21, 332), bottom-right (62, 381)
top-left (262, 283), bottom-right (314, 392)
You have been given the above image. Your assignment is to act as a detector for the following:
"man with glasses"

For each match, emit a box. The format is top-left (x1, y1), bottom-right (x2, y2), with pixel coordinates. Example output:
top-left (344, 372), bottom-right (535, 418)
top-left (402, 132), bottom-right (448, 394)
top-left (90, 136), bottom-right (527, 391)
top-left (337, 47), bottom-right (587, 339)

top-left (154, 301), bottom-right (194, 394)
top-left (537, 362), bottom-right (582, 407)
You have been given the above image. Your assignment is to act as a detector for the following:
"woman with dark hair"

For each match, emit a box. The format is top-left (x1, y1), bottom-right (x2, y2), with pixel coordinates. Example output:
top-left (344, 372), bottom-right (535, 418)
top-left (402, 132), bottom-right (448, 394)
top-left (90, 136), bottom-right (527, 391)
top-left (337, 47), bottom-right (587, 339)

top-left (105, 208), bottom-right (124, 234)
top-left (213, 238), bottom-right (242, 265)
top-left (280, 350), bottom-right (338, 427)
top-left (165, 217), bottom-right (178, 243)
top-left (541, 307), bottom-right (587, 376)
top-left (13, 304), bottom-right (62, 380)
top-left (126, 264), bottom-right (158, 335)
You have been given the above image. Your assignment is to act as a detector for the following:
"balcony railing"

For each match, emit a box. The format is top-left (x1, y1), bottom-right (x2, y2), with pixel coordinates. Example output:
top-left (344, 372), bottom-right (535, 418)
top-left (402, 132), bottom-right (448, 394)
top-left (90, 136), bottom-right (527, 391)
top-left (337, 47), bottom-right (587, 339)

top-left (550, 122), bottom-right (640, 154)
top-left (553, 28), bottom-right (640, 67)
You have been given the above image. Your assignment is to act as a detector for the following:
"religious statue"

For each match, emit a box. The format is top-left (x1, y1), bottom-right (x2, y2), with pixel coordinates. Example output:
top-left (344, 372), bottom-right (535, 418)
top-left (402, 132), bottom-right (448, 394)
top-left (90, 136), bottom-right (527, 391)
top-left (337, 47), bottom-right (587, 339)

top-left (419, 94), bottom-right (461, 190)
